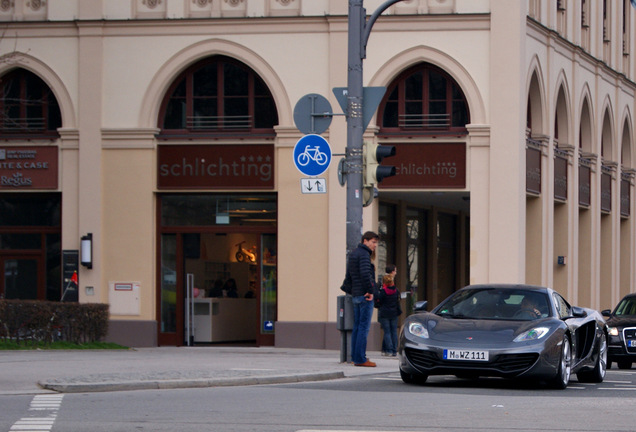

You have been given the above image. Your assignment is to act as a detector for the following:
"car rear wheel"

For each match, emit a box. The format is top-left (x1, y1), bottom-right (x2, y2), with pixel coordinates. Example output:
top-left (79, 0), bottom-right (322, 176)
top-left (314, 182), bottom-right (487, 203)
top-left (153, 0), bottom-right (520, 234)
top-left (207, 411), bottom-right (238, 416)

top-left (576, 332), bottom-right (607, 383)
top-left (617, 360), bottom-right (633, 370)
top-left (400, 368), bottom-right (428, 385)
top-left (549, 335), bottom-right (571, 389)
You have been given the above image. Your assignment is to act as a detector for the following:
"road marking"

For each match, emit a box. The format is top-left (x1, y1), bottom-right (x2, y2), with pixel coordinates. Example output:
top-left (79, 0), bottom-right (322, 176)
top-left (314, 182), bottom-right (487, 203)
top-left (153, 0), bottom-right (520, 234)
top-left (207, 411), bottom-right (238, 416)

top-left (598, 387), bottom-right (636, 390)
top-left (9, 395), bottom-right (63, 432)
top-left (231, 368), bottom-right (277, 371)
top-left (602, 380), bottom-right (633, 383)
top-left (566, 386), bottom-right (586, 390)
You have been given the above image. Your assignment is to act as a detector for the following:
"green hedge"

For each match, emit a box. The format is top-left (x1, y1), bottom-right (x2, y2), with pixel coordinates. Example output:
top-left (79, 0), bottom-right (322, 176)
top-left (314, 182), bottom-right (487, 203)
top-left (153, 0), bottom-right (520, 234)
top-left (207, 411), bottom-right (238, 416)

top-left (0, 300), bottom-right (109, 346)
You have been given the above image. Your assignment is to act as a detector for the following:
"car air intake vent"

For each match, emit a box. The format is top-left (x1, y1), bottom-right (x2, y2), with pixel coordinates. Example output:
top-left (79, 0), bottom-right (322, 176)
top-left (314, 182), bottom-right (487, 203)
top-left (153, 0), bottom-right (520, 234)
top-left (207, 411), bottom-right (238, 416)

top-left (405, 348), bottom-right (539, 375)
top-left (404, 348), bottom-right (439, 369)
top-left (495, 353), bottom-right (539, 372)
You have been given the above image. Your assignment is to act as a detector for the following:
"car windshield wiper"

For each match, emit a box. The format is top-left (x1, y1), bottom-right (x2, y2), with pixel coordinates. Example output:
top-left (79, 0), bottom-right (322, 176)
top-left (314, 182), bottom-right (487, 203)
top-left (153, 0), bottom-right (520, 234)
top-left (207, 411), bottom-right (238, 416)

top-left (437, 311), bottom-right (469, 319)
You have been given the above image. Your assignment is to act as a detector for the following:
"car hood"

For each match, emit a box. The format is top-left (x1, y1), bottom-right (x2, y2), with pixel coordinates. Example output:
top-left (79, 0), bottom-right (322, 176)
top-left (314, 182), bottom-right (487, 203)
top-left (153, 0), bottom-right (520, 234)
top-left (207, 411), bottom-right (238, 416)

top-left (605, 316), bottom-right (636, 329)
top-left (415, 314), bottom-right (551, 344)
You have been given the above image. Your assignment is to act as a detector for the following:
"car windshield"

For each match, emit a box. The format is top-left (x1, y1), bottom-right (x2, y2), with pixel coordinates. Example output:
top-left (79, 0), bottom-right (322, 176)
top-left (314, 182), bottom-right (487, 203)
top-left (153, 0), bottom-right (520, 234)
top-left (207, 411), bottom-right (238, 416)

top-left (434, 288), bottom-right (551, 320)
top-left (614, 298), bottom-right (636, 316)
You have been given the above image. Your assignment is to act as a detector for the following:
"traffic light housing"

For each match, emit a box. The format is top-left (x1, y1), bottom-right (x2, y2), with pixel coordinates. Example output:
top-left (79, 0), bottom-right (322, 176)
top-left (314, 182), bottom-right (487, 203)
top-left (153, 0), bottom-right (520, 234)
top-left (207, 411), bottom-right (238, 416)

top-left (363, 142), bottom-right (396, 187)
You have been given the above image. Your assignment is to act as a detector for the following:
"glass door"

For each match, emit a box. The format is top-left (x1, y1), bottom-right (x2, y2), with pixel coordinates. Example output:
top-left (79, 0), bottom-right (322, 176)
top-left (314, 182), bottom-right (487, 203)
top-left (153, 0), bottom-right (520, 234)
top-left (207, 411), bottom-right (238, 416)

top-left (1, 256), bottom-right (43, 300)
top-left (158, 233), bottom-right (181, 346)
top-left (258, 233), bottom-right (276, 346)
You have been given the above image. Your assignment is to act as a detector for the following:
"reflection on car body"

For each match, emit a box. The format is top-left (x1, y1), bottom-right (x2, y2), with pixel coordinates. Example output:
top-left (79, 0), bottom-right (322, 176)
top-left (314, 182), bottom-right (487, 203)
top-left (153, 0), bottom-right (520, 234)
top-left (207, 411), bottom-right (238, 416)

top-left (398, 284), bottom-right (608, 389)
top-left (602, 293), bottom-right (636, 370)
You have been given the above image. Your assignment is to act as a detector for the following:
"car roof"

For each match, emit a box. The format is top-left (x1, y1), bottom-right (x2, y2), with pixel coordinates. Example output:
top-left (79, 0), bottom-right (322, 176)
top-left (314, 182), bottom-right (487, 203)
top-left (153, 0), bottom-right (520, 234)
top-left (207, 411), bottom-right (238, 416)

top-left (459, 284), bottom-right (550, 293)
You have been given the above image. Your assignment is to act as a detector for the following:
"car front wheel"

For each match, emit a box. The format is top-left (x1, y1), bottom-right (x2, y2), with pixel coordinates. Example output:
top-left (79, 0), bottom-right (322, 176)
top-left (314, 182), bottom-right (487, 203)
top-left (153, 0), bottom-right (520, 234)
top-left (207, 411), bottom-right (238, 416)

top-left (400, 368), bottom-right (428, 385)
top-left (549, 335), bottom-right (571, 389)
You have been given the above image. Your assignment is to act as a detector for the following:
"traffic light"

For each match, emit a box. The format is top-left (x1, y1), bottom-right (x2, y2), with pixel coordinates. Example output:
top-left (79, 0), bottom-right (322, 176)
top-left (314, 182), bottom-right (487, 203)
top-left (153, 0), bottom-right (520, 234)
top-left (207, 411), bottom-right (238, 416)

top-left (362, 142), bottom-right (396, 207)
top-left (363, 141), bottom-right (396, 187)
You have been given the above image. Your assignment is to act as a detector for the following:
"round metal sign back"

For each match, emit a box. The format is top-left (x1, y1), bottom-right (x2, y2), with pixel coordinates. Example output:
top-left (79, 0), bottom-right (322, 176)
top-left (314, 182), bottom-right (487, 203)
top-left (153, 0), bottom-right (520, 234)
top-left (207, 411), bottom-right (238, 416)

top-left (293, 94), bottom-right (333, 135)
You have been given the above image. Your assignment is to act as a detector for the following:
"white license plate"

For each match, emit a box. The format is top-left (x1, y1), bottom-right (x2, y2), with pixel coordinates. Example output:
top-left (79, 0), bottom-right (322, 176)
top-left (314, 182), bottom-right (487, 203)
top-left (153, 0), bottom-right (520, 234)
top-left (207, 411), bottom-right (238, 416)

top-left (443, 349), bottom-right (489, 361)
top-left (628, 340), bottom-right (636, 347)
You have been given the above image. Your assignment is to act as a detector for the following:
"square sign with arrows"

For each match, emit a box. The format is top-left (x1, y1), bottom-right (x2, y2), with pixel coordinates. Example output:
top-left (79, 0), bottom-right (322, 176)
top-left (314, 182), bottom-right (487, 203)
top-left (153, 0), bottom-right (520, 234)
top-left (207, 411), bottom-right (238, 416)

top-left (300, 178), bottom-right (327, 194)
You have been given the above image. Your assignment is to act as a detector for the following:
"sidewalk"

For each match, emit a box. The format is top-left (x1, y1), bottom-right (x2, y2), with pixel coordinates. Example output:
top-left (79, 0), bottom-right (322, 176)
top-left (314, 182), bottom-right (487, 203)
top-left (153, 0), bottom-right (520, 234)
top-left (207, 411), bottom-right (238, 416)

top-left (0, 347), bottom-right (399, 395)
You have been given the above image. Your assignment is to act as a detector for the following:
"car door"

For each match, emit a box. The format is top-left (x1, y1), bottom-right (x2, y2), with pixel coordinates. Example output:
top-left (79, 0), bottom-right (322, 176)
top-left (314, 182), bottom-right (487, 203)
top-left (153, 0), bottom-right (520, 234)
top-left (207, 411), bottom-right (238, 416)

top-left (552, 293), bottom-right (579, 360)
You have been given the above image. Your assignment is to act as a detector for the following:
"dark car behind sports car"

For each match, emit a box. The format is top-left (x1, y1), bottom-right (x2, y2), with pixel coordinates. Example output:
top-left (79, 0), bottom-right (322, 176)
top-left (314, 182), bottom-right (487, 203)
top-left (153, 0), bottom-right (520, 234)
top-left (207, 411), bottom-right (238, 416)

top-left (602, 293), bottom-right (636, 369)
top-left (398, 284), bottom-right (608, 389)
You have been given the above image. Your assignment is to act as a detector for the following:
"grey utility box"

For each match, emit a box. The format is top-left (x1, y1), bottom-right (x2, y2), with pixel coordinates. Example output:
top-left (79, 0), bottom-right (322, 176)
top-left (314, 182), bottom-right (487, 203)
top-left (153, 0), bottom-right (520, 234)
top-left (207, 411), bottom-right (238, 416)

top-left (336, 295), bottom-right (354, 331)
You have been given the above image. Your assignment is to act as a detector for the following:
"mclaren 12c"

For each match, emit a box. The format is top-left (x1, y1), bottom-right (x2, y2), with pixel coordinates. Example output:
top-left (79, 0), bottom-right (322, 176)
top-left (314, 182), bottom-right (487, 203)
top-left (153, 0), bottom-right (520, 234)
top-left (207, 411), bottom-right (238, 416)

top-left (398, 284), bottom-right (608, 389)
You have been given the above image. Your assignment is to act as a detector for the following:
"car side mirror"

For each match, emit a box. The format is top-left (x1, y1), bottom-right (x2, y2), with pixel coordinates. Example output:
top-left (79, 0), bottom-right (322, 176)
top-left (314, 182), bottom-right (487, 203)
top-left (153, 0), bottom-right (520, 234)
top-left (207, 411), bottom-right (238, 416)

top-left (413, 300), bottom-right (428, 313)
top-left (570, 306), bottom-right (587, 318)
top-left (601, 309), bottom-right (611, 317)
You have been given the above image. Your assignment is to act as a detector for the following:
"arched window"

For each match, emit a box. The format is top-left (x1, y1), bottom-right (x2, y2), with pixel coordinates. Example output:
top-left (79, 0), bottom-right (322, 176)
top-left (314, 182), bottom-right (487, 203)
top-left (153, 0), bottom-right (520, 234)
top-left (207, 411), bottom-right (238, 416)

top-left (158, 56), bottom-right (278, 138)
top-left (378, 63), bottom-right (469, 136)
top-left (0, 68), bottom-right (61, 137)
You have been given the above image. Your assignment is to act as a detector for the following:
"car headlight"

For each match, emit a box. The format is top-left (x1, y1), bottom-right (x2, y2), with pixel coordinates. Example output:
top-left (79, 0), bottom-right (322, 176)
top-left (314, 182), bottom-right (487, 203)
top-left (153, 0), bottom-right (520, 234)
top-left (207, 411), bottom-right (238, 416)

top-left (408, 322), bottom-right (429, 339)
top-left (513, 327), bottom-right (550, 342)
top-left (608, 327), bottom-right (619, 336)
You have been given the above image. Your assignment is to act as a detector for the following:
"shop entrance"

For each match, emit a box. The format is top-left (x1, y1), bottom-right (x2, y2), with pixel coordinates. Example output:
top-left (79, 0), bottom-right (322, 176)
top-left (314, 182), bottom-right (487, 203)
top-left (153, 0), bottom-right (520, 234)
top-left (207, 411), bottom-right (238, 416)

top-left (157, 194), bottom-right (277, 347)
top-left (378, 192), bottom-right (470, 312)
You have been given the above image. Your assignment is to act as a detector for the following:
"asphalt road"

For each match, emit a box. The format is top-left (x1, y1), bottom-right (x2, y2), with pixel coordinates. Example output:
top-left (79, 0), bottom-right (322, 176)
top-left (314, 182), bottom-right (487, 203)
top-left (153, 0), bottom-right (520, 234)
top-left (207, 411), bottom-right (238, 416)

top-left (2, 369), bottom-right (636, 432)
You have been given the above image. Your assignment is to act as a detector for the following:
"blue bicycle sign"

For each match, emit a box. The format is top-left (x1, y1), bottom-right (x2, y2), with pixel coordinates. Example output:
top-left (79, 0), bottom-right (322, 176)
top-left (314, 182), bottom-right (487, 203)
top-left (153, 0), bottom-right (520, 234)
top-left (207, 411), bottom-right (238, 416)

top-left (293, 134), bottom-right (332, 176)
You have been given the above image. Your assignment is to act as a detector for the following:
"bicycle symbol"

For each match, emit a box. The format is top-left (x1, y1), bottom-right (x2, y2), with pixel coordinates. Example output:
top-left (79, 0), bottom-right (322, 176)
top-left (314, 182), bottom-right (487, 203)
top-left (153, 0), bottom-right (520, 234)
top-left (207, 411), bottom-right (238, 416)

top-left (297, 145), bottom-right (328, 166)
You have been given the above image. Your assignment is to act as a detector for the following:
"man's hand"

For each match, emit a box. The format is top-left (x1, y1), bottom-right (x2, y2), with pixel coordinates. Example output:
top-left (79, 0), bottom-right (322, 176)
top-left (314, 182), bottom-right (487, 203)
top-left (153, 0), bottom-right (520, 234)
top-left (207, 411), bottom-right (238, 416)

top-left (364, 293), bottom-right (373, 301)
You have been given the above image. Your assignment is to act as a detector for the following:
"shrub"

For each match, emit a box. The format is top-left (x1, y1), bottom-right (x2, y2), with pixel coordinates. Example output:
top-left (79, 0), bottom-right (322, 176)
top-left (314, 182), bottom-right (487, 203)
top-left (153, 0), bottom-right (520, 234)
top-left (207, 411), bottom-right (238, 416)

top-left (0, 300), bottom-right (109, 346)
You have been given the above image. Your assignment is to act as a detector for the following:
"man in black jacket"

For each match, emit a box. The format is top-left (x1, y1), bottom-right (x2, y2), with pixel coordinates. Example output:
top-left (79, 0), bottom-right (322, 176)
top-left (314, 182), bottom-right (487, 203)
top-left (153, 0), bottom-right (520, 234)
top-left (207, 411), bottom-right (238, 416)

top-left (347, 231), bottom-right (379, 367)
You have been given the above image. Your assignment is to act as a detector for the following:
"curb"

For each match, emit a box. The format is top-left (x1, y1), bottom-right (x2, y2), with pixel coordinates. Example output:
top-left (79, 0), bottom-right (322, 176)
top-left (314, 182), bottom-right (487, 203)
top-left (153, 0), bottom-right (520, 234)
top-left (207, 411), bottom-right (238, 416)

top-left (38, 371), bottom-right (345, 393)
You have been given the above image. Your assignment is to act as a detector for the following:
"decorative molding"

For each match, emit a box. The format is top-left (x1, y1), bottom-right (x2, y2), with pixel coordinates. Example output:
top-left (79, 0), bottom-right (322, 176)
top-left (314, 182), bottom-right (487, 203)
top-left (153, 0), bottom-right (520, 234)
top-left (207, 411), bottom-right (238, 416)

top-left (274, 125), bottom-right (306, 147)
top-left (390, 0), bottom-right (455, 15)
top-left (101, 128), bottom-right (160, 149)
top-left (466, 124), bottom-right (490, 147)
top-left (187, 0), bottom-right (221, 18)
top-left (266, 0), bottom-right (300, 17)
top-left (0, 0), bottom-right (48, 21)
top-left (58, 128), bottom-right (79, 150)
top-left (427, 0), bottom-right (455, 14)
top-left (134, 0), bottom-right (166, 19)
top-left (221, 0), bottom-right (246, 18)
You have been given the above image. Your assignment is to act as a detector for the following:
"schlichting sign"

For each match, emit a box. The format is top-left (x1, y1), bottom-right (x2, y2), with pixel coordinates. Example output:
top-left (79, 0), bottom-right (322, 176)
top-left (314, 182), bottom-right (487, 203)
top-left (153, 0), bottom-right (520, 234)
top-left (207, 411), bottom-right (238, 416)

top-left (157, 144), bottom-right (275, 189)
top-left (0, 146), bottom-right (58, 189)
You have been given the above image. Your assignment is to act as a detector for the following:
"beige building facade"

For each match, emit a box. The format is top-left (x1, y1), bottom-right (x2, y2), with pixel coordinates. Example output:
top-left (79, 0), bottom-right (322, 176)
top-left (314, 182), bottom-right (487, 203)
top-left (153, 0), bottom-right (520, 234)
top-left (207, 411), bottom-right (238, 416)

top-left (0, 0), bottom-right (634, 349)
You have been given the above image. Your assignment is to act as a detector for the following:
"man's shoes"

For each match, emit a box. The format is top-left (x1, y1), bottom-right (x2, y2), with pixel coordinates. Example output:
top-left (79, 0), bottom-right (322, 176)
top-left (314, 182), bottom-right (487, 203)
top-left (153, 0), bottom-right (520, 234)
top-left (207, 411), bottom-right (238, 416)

top-left (354, 360), bottom-right (377, 367)
top-left (381, 351), bottom-right (389, 357)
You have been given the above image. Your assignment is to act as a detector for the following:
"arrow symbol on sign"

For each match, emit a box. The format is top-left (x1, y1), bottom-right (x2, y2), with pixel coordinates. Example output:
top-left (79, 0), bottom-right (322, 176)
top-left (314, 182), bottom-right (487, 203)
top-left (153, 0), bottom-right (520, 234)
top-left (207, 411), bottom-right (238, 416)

top-left (315, 181), bottom-right (323, 192)
top-left (306, 181), bottom-right (313, 191)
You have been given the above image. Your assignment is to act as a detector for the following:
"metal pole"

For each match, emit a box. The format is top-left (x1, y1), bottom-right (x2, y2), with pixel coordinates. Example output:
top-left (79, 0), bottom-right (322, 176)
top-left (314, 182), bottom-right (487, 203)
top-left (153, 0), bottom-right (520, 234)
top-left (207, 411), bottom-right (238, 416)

top-left (345, 0), bottom-right (404, 256)
top-left (345, 0), bottom-right (365, 257)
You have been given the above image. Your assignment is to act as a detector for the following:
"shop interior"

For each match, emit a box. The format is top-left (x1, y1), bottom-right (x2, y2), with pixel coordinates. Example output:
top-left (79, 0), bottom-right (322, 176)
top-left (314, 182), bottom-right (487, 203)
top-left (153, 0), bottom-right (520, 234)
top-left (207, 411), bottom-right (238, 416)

top-left (184, 232), bottom-right (276, 345)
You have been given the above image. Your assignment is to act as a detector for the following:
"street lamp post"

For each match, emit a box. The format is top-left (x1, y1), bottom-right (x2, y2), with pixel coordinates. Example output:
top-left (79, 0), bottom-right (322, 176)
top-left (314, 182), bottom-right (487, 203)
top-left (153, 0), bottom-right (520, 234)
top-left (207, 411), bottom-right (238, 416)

top-left (345, 0), bottom-right (404, 256)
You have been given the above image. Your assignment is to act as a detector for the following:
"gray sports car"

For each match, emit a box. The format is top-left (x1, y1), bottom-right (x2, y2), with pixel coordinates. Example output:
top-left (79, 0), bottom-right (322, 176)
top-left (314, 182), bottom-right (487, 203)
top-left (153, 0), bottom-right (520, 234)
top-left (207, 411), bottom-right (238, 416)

top-left (398, 284), bottom-right (608, 389)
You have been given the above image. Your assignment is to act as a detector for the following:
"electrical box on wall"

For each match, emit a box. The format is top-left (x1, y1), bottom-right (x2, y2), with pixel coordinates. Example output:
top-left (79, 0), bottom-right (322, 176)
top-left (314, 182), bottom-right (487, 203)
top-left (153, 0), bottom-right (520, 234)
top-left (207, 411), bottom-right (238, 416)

top-left (108, 282), bottom-right (141, 315)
